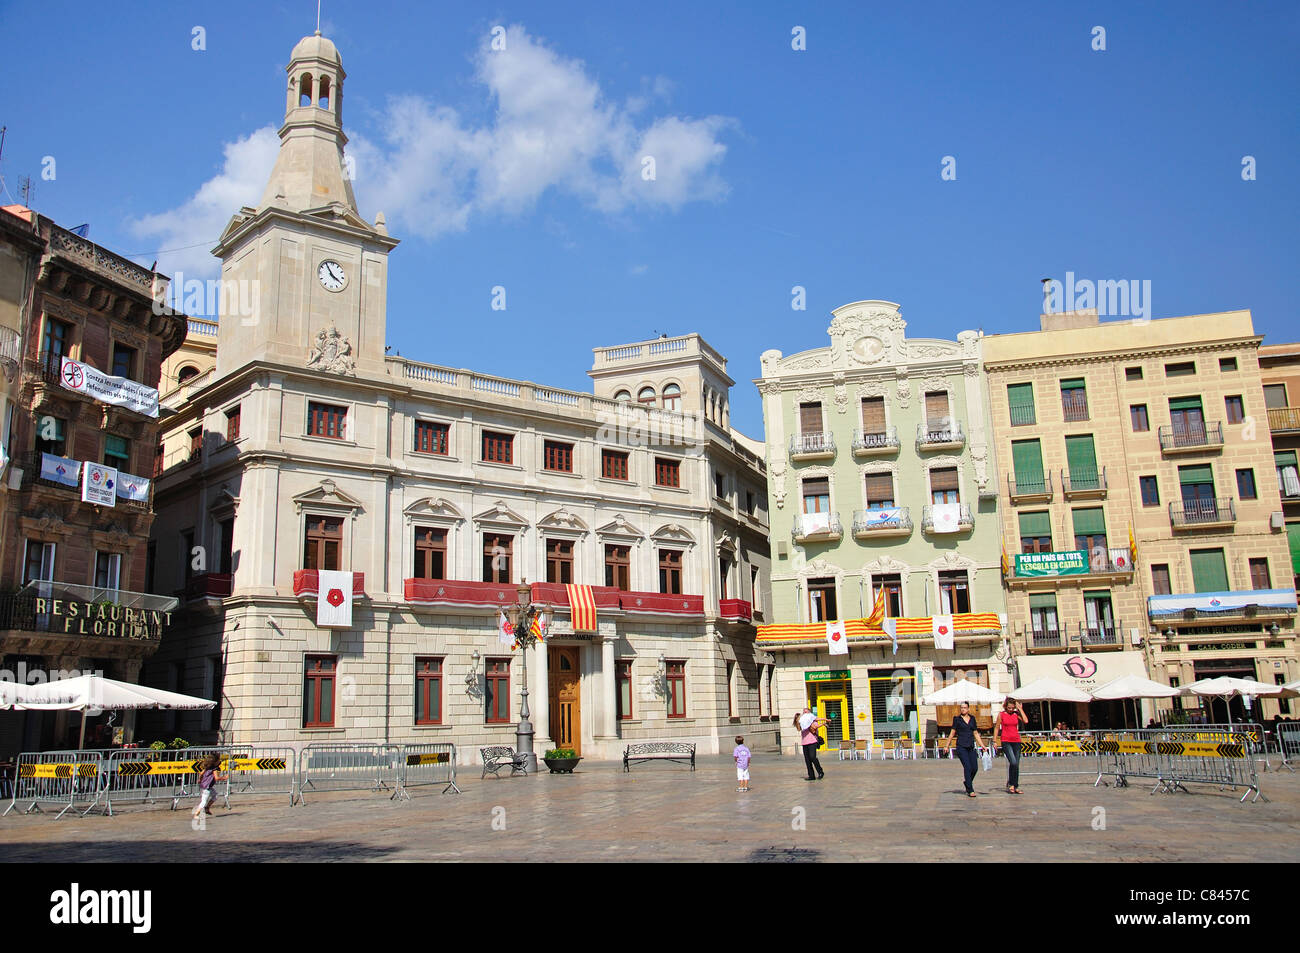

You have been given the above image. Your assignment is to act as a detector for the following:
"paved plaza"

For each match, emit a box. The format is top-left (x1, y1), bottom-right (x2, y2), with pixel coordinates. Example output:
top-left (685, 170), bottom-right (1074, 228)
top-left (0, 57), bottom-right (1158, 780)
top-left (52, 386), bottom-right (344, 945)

top-left (1, 753), bottom-right (1297, 863)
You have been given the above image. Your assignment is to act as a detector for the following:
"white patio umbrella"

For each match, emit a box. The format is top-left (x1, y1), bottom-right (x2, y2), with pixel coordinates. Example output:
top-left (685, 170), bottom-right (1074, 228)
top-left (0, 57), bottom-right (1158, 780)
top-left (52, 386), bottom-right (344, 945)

top-left (21, 674), bottom-right (215, 748)
top-left (0, 680), bottom-right (80, 710)
top-left (1181, 676), bottom-right (1298, 726)
top-left (1009, 677), bottom-right (1093, 730)
top-left (922, 678), bottom-right (1005, 705)
top-left (1091, 674), bottom-right (1181, 729)
top-left (1286, 680), bottom-right (1300, 693)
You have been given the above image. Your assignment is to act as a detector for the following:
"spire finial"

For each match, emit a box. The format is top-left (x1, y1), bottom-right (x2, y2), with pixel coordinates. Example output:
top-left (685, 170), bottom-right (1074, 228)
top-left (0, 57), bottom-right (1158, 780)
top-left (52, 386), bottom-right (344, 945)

top-left (315, 0), bottom-right (321, 34)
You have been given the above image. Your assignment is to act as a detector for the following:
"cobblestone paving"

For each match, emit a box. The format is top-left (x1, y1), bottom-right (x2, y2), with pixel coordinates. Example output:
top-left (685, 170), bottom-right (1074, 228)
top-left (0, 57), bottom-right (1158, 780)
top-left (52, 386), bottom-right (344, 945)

top-left (2, 754), bottom-right (1297, 862)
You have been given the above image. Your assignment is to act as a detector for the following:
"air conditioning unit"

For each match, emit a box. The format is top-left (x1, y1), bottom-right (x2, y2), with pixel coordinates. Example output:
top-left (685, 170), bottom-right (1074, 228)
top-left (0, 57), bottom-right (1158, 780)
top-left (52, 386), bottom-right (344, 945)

top-left (776, 541), bottom-right (788, 558)
top-left (1271, 511), bottom-right (1285, 530)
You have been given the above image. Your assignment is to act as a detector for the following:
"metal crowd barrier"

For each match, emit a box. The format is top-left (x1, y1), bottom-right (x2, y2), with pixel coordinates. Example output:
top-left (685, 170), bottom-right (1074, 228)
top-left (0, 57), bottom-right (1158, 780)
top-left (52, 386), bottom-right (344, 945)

top-left (393, 743), bottom-right (460, 798)
top-left (3, 750), bottom-right (104, 819)
top-left (296, 743), bottom-right (401, 805)
top-left (1101, 723), bottom-right (1265, 803)
top-left (1277, 724), bottom-right (1300, 773)
top-left (99, 746), bottom-right (252, 816)
top-left (1013, 731), bottom-right (1107, 785)
top-left (224, 747), bottom-right (298, 806)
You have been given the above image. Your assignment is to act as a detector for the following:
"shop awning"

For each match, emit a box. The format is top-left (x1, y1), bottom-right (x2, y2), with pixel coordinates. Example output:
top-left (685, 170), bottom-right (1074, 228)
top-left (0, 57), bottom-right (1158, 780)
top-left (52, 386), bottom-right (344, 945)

top-left (1147, 589), bottom-right (1297, 617)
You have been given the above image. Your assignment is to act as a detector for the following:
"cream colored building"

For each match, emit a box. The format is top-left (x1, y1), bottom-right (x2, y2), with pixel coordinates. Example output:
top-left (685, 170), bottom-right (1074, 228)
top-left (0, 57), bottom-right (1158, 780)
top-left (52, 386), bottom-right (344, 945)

top-left (142, 33), bottom-right (775, 762)
top-left (984, 309), bottom-right (1298, 724)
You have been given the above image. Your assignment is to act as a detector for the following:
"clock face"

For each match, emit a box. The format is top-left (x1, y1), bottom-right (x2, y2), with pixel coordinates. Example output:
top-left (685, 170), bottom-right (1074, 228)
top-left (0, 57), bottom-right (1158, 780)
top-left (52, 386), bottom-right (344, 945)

top-left (852, 335), bottom-right (884, 363)
top-left (318, 260), bottom-right (347, 292)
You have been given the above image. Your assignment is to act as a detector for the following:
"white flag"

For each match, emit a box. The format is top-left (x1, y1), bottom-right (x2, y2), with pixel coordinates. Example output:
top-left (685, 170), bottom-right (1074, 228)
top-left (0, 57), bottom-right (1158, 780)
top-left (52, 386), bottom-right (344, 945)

top-left (316, 570), bottom-right (353, 628)
top-left (882, 618), bottom-right (898, 656)
top-left (116, 472), bottom-right (151, 502)
top-left (1108, 547), bottom-right (1132, 571)
top-left (825, 620), bottom-right (849, 656)
top-left (498, 610), bottom-right (515, 646)
top-left (932, 615), bottom-right (954, 650)
top-left (931, 503), bottom-right (961, 534)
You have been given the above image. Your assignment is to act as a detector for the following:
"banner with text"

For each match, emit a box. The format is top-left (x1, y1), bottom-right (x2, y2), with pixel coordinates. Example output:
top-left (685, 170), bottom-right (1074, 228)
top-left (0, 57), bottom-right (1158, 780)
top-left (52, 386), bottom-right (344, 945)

top-left (60, 356), bottom-right (160, 418)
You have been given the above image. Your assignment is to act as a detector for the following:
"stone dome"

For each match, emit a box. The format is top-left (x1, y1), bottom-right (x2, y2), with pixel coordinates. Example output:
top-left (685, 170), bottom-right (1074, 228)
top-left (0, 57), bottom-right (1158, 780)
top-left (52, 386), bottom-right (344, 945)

top-left (290, 32), bottom-right (341, 65)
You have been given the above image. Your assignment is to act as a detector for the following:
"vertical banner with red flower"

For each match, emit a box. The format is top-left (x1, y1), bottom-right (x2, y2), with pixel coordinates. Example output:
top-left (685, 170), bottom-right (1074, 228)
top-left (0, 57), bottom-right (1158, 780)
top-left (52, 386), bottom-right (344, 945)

top-left (317, 570), bottom-right (353, 627)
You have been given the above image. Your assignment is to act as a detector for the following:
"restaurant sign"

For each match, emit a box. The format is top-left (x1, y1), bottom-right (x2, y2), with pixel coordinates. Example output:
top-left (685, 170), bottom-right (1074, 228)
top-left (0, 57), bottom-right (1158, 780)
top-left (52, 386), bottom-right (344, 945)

top-left (805, 670), bottom-right (850, 682)
top-left (33, 597), bottom-right (173, 640)
top-left (1015, 550), bottom-right (1089, 577)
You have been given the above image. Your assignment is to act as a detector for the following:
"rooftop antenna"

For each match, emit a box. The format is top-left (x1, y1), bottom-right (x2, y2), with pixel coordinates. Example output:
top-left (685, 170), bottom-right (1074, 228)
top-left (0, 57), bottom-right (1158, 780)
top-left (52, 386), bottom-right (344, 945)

top-left (316, 0), bottom-right (321, 34)
top-left (18, 175), bottom-right (32, 206)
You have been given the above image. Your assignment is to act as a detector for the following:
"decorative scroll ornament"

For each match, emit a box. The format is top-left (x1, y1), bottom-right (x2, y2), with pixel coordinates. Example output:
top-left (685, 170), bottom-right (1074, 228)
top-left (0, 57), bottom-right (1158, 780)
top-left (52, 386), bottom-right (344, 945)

top-left (833, 372), bottom-right (849, 414)
top-left (307, 324), bottom-right (356, 376)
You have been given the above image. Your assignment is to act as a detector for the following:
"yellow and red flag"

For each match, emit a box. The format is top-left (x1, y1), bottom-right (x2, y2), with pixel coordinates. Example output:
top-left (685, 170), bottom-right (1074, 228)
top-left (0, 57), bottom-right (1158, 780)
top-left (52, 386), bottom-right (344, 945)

top-left (1128, 523), bottom-right (1138, 565)
top-left (865, 587), bottom-right (886, 628)
top-left (566, 584), bottom-right (598, 633)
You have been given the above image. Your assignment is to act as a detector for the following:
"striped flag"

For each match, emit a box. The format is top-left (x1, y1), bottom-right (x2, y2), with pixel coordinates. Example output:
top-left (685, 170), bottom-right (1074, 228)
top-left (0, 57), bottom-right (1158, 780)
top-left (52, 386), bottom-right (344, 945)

top-left (566, 584), bottom-right (598, 633)
top-left (865, 588), bottom-right (886, 628)
top-left (1128, 523), bottom-right (1138, 565)
top-left (529, 611), bottom-right (547, 641)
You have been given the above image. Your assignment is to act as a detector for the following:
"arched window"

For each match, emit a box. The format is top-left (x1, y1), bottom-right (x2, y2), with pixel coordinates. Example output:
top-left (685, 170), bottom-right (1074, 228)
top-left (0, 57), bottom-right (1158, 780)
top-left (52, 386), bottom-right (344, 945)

top-left (637, 387), bottom-right (656, 405)
top-left (299, 73), bottom-right (314, 107)
top-left (662, 383), bottom-right (681, 412)
top-left (177, 365), bottom-right (200, 384)
top-left (318, 75), bottom-right (330, 110)
top-left (614, 390), bottom-right (632, 402)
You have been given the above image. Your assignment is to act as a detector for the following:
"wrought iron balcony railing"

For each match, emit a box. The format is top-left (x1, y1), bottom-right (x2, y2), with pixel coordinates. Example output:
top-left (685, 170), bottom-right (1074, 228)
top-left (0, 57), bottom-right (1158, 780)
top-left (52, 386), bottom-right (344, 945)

top-left (1158, 421), bottom-right (1224, 452)
top-left (916, 420), bottom-right (965, 451)
top-left (921, 503), bottom-right (974, 533)
top-left (1061, 466), bottom-right (1107, 497)
top-left (791, 511), bottom-right (843, 541)
top-left (851, 426), bottom-right (899, 454)
top-left (1169, 497), bottom-right (1235, 528)
top-left (788, 432), bottom-right (836, 459)
top-left (1008, 472), bottom-right (1052, 501)
top-left (851, 507), bottom-right (913, 536)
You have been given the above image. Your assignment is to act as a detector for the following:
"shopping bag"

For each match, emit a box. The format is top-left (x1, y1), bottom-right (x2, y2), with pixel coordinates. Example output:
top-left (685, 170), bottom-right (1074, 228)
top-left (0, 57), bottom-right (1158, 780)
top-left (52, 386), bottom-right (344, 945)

top-left (980, 749), bottom-right (992, 772)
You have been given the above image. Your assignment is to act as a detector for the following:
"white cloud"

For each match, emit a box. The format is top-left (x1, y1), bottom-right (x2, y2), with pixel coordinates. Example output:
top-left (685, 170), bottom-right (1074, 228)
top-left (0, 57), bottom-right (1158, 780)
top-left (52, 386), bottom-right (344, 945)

top-left (629, 264), bottom-right (649, 276)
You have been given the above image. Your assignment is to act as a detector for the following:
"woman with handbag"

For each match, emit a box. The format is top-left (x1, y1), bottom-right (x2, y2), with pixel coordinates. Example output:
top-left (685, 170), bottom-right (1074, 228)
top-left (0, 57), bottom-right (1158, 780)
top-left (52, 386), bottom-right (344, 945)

top-left (795, 708), bottom-right (828, 780)
top-left (946, 701), bottom-right (985, 797)
top-left (994, 697), bottom-right (1028, 794)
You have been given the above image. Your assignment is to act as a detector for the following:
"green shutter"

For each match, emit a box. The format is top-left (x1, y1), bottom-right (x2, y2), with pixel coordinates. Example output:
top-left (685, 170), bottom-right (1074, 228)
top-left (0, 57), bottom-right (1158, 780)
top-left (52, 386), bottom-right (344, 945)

top-left (1008, 383), bottom-right (1035, 425)
top-left (1019, 511), bottom-right (1051, 537)
top-left (1029, 592), bottom-right (1058, 609)
top-left (1289, 524), bottom-right (1300, 576)
top-left (1189, 549), bottom-right (1229, 593)
top-left (1060, 378), bottom-right (1085, 390)
top-left (1169, 396), bottom-right (1203, 411)
top-left (1178, 465), bottom-right (1214, 486)
top-left (1276, 451), bottom-right (1298, 468)
top-left (1065, 435), bottom-right (1098, 481)
top-left (1011, 439), bottom-right (1044, 487)
top-left (1071, 507), bottom-right (1106, 537)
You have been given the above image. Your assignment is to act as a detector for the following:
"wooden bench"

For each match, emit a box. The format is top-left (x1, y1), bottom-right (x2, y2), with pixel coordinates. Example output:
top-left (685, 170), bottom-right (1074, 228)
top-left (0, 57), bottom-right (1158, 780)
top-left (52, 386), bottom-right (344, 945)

top-left (623, 742), bottom-right (696, 772)
top-left (480, 746), bottom-right (529, 779)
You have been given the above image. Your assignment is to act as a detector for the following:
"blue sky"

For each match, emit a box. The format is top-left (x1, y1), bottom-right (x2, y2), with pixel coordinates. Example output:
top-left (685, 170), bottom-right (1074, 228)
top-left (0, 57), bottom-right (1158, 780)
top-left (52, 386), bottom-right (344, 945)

top-left (2, 1), bottom-right (1297, 436)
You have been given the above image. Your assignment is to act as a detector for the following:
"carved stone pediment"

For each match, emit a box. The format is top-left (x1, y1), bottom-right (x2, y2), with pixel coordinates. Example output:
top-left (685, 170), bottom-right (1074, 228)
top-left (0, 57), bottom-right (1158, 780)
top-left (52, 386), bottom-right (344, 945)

top-left (595, 514), bottom-right (644, 539)
top-left (802, 558), bottom-right (845, 579)
top-left (306, 324), bottom-right (356, 376)
top-left (929, 551), bottom-right (977, 570)
top-left (651, 523), bottom-right (696, 546)
top-left (863, 554), bottom-right (911, 575)
top-left (292, 479), bottom-right (364, 513)
top-left (474, 500), bottom-right (527, 527)
top-left (403, 496), bottom-right (464, 521)
top-left (538, 508), bottom-right (588, 532)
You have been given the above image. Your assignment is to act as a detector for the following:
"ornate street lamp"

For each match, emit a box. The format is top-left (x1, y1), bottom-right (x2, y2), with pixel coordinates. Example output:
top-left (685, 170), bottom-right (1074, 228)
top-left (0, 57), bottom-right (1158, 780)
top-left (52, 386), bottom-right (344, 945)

top-left (507, 581), bottom-right (552, 773)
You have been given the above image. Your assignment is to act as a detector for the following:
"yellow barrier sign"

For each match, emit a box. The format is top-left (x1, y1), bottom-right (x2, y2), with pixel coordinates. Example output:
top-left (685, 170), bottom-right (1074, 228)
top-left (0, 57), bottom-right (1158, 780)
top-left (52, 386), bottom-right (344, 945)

top-left (405, 752), bottom-right (450, 766)
top-left (21, 763), bottom-right (98, 779)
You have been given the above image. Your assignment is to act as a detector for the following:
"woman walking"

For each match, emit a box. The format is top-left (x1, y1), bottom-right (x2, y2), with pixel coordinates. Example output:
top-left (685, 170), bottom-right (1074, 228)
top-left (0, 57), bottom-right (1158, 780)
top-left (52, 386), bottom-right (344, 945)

top-left (994, 697), bottom-right (1029, 794)
top-left (946, 701), bottom-right (985, 797)
top-left (794, 708), bottom-right (828, 781)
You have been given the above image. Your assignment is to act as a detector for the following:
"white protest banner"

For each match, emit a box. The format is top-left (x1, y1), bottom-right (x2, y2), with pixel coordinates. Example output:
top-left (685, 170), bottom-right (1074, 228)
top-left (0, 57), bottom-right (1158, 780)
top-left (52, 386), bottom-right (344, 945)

top-left (60, 357), bottom-right (160, 418)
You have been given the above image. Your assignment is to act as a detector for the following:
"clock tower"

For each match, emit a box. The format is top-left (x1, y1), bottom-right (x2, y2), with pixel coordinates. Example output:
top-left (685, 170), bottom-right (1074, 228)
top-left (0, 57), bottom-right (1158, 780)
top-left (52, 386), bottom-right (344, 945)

top-left (211, 32), bottom-right (398, 380)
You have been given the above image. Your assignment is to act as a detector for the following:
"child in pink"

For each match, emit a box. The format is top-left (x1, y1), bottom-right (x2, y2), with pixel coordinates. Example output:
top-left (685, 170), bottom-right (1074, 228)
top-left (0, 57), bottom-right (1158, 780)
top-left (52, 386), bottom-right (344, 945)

top-left (733, 736), bottom-right (752, 792)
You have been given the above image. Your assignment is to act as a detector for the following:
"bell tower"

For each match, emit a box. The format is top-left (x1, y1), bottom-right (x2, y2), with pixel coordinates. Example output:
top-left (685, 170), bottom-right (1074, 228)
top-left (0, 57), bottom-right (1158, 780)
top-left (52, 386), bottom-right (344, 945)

top-left (211, 32), bottom-right (398, 380)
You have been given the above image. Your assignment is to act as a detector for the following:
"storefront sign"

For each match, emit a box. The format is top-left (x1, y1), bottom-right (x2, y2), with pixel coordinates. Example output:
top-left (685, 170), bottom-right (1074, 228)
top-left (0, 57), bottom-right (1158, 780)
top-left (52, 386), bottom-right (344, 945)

top-left (1017, 651), bottom-right (1147, 693)
top-left (1015, 551), bottom-right (1088, 577)
top-left (60, 356), bottom-right (160, 418)
top-left (32, 597), bottom-right (172, 640)
top-left (805, 670), bottom-right (850, 682)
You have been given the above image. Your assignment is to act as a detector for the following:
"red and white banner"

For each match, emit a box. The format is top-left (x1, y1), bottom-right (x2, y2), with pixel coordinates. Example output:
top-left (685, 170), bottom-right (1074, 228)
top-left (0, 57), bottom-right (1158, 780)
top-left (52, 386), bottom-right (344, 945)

top-left (566, 584), bottom-right (598, 633)
top-left (316, 570), bottom-right (353, 628)
top-left (825, 620), bottom-right (849, 655)
top-left (932, 615), bottom-right (954, 650)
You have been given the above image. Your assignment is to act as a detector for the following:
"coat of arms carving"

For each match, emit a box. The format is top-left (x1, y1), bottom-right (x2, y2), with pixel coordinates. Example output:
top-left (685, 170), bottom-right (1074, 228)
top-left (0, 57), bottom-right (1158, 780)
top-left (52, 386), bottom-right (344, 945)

top-left (307, 325), bottom-right (356, 376)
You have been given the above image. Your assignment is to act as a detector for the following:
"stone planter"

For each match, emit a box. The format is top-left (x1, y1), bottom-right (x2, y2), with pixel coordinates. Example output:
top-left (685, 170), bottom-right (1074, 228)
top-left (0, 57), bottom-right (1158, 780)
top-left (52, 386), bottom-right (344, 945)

top-left (543, 757), bottom-right (582, 774)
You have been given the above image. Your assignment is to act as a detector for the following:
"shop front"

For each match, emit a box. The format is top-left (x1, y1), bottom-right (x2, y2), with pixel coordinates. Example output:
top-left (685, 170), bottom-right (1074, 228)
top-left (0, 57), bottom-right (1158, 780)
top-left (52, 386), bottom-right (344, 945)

top-left (1015, 650), bottom-right (1152, 729)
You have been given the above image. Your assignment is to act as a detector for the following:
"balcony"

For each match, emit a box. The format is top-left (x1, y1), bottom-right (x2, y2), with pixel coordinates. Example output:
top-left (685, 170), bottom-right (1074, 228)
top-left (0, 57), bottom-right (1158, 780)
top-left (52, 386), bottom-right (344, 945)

top-left (1158, 421), bottom-right (1224, 454)
top-left (1028, 628), bottom-right (1064, 652)
top-left (916, 421), bottom-right (965, 452)
top-left (921, 503), bottom-right (973, 535)
top-left (851, 426), bottom-right (899, 457)
top-left (1061, 467), bottom-right (1107, 499)
top-left (1061, 394), bottom-right (1090, 422)
top-left (1008, 403), bottom-right (1036, 427)
top-left (15, 451), bottom-right (80, 494)
top-left (1078, 621), bottom-right (1124, 650)
top-left (1169, 497), bottom-right (1236, 531)
top-left (719, 598), bottom-right (753, 623)
top-left (851, 507), bottom-right (913, 538)
top-left (1148, 588), bottom-right (1298, 625)
top-left (619, 592), bottom-right (705, 617)
top-left (293, 570), bottom-right (366, 599)
top-left (792, 511), bottom-right (843, 543)
top-left (1007, 472), bottom-right (1053, 503)
top-left (184, 573), bottom-right (232, 601)
top-left (1269, 407), bottom-right (1300, 433)
top-left (1006, 550), bottom-right (1135, 587)
top-left (789, 432), bottom-right (835, 462)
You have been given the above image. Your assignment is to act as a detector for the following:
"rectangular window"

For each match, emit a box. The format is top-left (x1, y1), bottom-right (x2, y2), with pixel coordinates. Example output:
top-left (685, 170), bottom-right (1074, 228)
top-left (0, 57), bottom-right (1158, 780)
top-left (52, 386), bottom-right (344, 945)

top-left (1235, 468), bottom-right (1257, 500)
top-left (485, 659), bottom-right (510, 723)
top-left (745, 490), bottom-right (756, 516)
top-left (415, 657), bottom-right (442, 725)
top-left (1130, 404), bottom-right (1149, 432)
top-left (802, 477), bottom-right (830, 513)
top-left (1264, 384), bottom-right (1288, 409)
top-left (659, 549), bottom-right (683, 595)
top-left (415, 420), bottom-right (449, 455)
top-left (303, 655), bottom-right (337, 728)
top-left (751, 565), bottom-right (761, 611)
top-left (103, 434), bottom-right (130, 471)
top-left (1151, 564), bottom-right (1172, 595)
top-left (1189, 548), bottom-right (1229, 593)
top-left (1072, 507), bottom-right (1108, 564)
top-left (719, 556), bottom-right (730, 600)
top-left (225, 406), bottom-right (241, 442)
top-left (189, 427), bottom-right (203, 461)
top-left (546, 539), bottom-right (574, 585)
top-left (666, 661), bottom-right (686, 718)
top-left (111, 343), bottom-right (136, 381)
top-left (1018, 511), bottom-right (1052, 553)
top-left (153, 441), bottom-right (164, 477)
top-left (1249, 558), bottom-right (1272, 590)
top-left (764, 663), bottom-right (774, 718)
top-left (1083, 592), bottom-right (1115, 639)
top-left (303, 516), bottom-right (342, 571)
top-left (1011, 439), bottom-right (1045, 494)
top-left (861, 396), bottom-right (887, 433)
top-left (938, 570), bottom-right (970, 614)
top-left (726, 660), bottom-right (736, 718)
top-left (605, 545), bottom-right (630, 591)
top-left (1219, 357), bottom-right (1238, 372)
top-left (925, 391), bottom-right (951, 430)
top-left (414, 527), bottom-right (447, 579)
top-left (809, 577), bottom-right (837, 622)
top-left (481, 431), bottom-right (514, 464)
top-left (714, 471), bottom-right (726, 500)
top-left (1277, 451), bottom-right (1300, 498)
top-left (864, 473), bottom-right (894, 508)
top-left (654, 457), bottom-right (680, 488)
top-left (617, 660), bottom-right (633, 720)
top-left (1125, 366), bottom-right (1144, 381)
top-left (601, 449), bottom-right (629, 481)
top-left (1165, 362), bottom-right (1196, 377)
top-left (1007, 382), bottom-right (1035, 426)
top-left (873, 574), bottom-right (903, 617)
top-left (544, 440), bottom-right (574, 473)
top-left (1029, 592), bottom-right (1059, 640)
top-left (483, 534), bottom-right (513, 583)
top-left (1140, 475), bottom-right (1160, 507)
top-left (799, 402), bottom-right (823, 436)
top-left (307, 402), bottom-right (347, 440)
top-left (94, 552), bottom-right (121, 592)
top-left (34, 417), bottom-right (66, 457)
top-left (218, 518), bottom-right (234, 574)
top-left (1060, 378), bottom-right (1088, 421)
top-left (929, 467), bottom-right (959, 504)
top-left (1064, 434), bottom-right (1099, 489)
top-left (23, 539), bottom-right (54, 585)
top-left (1225, 395), bottom-right (1244, 424)
top-left (40, 318), bottom-right (72, 370)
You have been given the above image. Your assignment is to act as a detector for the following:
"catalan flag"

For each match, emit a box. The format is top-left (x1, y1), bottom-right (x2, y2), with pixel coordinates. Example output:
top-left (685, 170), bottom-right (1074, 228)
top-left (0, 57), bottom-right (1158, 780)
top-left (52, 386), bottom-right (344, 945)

top-left (1001, 537), bottom-right (1010, 577)
top-left (865, 588), bottom-right (886, 628)
top-left (529, 611), bottom-right (547, 641)
top-left (566, 584), bottom-right (598, 633)
top-left (1128, 523), bottom-right (1138, 565)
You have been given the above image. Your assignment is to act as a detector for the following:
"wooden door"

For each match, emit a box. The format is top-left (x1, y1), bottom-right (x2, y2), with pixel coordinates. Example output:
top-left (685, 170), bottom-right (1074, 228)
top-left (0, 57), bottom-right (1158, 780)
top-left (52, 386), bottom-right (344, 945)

top-left (548, 646), bottom-right (581, 756)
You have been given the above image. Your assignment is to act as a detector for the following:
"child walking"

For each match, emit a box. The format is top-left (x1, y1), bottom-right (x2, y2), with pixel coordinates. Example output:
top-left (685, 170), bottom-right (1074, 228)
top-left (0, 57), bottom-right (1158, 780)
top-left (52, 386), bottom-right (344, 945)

top-left (192, 753), bottom-right (225, 818)
top-left (733, 735), bottom-right (751, 792)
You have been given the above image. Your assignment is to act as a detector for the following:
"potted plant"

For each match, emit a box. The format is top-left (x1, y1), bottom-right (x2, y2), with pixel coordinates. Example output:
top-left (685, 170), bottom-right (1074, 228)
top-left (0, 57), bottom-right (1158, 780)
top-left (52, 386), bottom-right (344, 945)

top-left (542, 748), bottom-right (582, 774)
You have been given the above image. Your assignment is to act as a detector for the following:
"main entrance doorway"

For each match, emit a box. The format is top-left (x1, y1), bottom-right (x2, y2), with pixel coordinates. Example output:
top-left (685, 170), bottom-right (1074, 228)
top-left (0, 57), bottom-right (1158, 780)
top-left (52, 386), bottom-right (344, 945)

top-left (548, 646), bottom-right (581, 755)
